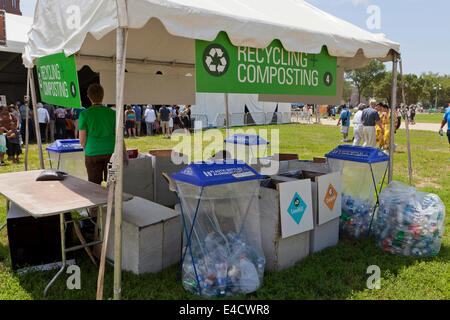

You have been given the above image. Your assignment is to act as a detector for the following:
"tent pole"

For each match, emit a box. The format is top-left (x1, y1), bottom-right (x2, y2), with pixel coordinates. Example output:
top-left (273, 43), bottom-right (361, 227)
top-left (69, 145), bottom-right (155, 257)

top-left (113, 27), bottom-right (128, 301)
top-left (24, 68), bottom-right (31, 171)
top-left (225, 93), bottom-right (230, 138)
top-left (29, 68), bottom-right (45, 169)
top-left (388, 53), bottom-right (399, 183)
top-left (399, 58), bottom-right (413, 186)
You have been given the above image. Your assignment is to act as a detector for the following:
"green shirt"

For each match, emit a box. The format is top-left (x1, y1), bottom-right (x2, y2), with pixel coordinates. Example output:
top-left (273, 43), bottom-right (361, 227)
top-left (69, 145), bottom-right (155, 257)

top-left (78, 105), bottom-right (116, 156)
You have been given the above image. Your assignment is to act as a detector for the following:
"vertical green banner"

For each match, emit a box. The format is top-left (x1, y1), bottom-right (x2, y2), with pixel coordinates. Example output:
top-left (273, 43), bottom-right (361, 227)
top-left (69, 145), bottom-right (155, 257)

top-left (36, 53), bottom-right (82, 109)
top-left (196, 32), bottom-right (337, 96)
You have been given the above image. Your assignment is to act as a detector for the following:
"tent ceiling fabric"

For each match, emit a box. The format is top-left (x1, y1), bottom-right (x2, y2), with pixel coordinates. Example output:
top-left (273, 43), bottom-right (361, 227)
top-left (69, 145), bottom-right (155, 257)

top-left (23, 0), bottom-right (400, 68)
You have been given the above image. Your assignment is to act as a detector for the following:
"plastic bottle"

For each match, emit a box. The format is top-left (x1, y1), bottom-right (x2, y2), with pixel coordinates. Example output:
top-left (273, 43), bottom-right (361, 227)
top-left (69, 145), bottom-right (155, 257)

top-left (239, 257), bottom-right (260, 293)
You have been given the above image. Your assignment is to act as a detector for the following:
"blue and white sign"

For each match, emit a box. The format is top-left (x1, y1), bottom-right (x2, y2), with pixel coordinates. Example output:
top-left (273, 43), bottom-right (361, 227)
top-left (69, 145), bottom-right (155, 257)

top-left (279, 180), bottom-right (314, 239)
top-left (287, 193), bottom-right (307, 225)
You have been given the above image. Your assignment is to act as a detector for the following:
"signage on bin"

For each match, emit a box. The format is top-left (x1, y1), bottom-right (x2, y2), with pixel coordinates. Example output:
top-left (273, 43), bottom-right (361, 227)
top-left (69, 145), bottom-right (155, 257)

top-left (324, 184), bottom-right (338, 211)
top-left (287, 193), bottom-right (307, 225)
top-left (196, 32), bottom-right (337, 96)
top-left (279, 180), bottom-right (314, 239)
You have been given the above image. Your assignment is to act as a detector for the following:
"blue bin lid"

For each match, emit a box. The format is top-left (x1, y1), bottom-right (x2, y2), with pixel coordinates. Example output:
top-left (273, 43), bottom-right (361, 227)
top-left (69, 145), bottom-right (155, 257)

top-left (224, 133), bottom-right (269, 146)
top-left (325, 145), bottom-right (389, 164)
top-left (46, 139), bottom-right (84, 154)
top-left (172, 159), bottom-right (264, 187)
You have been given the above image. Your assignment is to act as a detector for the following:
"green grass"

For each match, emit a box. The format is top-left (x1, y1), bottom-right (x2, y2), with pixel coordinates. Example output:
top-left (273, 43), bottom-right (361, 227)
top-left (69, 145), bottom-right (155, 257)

top-left (414, 113), bottom-right (445, 124)
top-left (0, 124), bottom-right (448, 300)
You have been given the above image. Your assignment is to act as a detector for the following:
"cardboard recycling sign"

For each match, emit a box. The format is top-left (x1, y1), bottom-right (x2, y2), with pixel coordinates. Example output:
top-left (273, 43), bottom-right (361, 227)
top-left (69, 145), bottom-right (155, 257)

top-left (196, 32), bottom-right (337, 96)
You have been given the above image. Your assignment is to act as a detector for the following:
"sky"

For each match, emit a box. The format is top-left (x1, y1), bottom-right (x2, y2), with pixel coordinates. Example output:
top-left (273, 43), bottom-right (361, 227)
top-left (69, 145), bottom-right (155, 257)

top-left (20, 0), bottom-right (449, 76)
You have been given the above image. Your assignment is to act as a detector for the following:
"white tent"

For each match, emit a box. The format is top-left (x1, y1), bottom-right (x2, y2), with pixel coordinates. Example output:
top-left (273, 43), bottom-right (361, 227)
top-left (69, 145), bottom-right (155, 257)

top-left (0, 13), bottom-right (32, 54)
top-left (22, 0), bottom-right (401, 300)
top-left (192, 93), bottom-right (291, 127)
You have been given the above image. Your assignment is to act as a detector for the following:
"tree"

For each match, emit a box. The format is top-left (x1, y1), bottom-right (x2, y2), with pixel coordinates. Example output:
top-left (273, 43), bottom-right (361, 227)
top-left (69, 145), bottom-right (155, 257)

top-left (345, 60), bottom-right (386, 104)
top-left (342, 80), bottom-right (353, 103)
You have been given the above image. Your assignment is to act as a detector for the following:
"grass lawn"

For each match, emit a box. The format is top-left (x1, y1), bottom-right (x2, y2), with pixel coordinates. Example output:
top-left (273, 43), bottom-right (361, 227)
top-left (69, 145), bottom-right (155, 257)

top-left (0, 124), bottom-right (448, 300)
top-left (414, 113), bottom-right (445, 124)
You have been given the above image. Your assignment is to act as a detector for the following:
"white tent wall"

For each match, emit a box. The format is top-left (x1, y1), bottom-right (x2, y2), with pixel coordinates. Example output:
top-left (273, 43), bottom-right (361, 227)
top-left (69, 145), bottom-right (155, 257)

top-left (191, 93), bottom-right (291, 127)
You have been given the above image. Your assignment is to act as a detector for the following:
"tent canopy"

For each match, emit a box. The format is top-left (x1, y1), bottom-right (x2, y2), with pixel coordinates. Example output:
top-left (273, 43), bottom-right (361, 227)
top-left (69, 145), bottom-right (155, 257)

top-left (23, 0), bottom-right (400, 68)
top-left (1, 13), bottom-right (32, 54)
top-left (22, 0), bottom-right (400, 105)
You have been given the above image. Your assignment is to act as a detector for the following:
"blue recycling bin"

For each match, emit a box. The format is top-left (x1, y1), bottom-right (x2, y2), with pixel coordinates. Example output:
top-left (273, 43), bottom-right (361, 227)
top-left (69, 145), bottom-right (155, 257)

top-left (325, 146), bottom-right (389, 239)
top-left (224, 133), bottom-right (269, 164)
top-left (172, 160), bottom-right (266, 298)
top-left (46, 139), bottom-right (87, 180)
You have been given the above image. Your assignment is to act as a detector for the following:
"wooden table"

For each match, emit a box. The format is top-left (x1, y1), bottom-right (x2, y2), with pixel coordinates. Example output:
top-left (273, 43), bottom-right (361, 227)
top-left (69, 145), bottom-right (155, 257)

top-left (0, 170), bottom-right (133, 296)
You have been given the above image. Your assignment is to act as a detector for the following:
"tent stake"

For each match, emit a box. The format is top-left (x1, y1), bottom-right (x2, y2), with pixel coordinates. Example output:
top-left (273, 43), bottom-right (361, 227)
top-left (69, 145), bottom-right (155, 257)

top-left (388, 53), bottom-right (399, 183)
top-left (399, 58), bottom-right (413, 186)
top-left (29, 68), bottom-right (45, 169)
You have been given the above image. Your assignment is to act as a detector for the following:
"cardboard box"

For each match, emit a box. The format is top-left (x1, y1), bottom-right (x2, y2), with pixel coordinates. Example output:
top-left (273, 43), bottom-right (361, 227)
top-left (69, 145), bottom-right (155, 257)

top-left (259, 175), bottom-right (313, 271)
top-left (280, 161), bottom-right (341, 253)
top-left (148, 150), bottom-right (188, 208)
top-left (105, 196), bottom-right (183, 275)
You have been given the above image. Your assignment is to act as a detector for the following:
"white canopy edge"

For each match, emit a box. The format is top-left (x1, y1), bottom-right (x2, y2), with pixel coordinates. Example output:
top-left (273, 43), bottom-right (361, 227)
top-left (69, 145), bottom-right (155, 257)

top-left (0, 13), bottom-right (32, 54)
top-left (22, 0), bottom-right (400, 68)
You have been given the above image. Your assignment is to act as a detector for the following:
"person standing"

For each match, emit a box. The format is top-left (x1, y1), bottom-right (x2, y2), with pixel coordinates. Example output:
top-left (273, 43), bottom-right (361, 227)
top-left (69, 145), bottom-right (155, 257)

top-left (55, 106), bottom-right (67, 139)
top-left (79, 83), bottom-right (117, 186)
top-left (159, 105), bottom-right (171, 139)
top-left (44, 103), bottom-right (56, 142)
top-left (125, 105), bottom-right (137, 138)
top-left (362, 99), bottom-right (384, 148)
top-left (133, 105), bottom-right (142, 136)
top-left (144, 105), bottom-right (156, 136)
top-left (352, 104), bottom-right (365, 146)
top-left (180, 105), bottom-right (191, 136)
top-left (72, 106), bottom-right (86, 139)
top-left (440, 105), bottom-right (450, 145)
top-left (19, 101), bottom-right (34, 143)
top-left (337, 105), bottom-right (351, 142)
top-left (37, 103), bottom-right (50, 143)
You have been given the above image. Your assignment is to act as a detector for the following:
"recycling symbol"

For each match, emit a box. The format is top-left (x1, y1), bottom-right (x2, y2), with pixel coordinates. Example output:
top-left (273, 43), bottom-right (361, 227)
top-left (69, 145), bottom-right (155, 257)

top-left (70, 82), bottom-right (77, 98)
top-left (202, 43), bottom-right (230, 77)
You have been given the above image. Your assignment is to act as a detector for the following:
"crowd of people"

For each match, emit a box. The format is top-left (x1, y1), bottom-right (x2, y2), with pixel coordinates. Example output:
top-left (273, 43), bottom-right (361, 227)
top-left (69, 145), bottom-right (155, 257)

top-left (336, 99), bottom-right (401, 152)
top-left (123, 104), bottom-right (192, 138)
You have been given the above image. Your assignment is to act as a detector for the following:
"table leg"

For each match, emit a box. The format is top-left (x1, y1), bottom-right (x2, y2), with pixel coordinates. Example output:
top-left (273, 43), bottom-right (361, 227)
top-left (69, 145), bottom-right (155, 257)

top-left (44, 213), bottom-right (66, 297)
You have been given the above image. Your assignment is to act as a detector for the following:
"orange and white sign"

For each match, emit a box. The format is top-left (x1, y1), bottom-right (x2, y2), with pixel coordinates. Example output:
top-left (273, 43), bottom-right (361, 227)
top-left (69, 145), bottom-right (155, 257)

top-left (324, 184), bottom-right (338, 211)
top-left (316, 172), bottom-right (341, 225)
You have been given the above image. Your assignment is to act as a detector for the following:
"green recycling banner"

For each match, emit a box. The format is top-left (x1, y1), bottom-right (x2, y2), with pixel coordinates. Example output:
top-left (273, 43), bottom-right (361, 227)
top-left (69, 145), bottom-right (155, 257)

top-left (36, 53), bottom-right (82, 109)
top-left (196, 32), bottom-right (337, 96)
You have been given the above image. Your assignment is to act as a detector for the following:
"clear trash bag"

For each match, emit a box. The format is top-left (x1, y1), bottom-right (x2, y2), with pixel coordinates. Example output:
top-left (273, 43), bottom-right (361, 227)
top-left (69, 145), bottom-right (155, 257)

top-left (375, 181), bottom-right (446, 257)
top-left (177, 180), bottom-right (265, 298)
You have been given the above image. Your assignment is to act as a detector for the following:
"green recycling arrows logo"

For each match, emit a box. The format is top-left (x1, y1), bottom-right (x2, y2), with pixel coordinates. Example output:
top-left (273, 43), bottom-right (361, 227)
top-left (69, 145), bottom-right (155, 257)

top-left (202, 43), bottom-right (230, 77)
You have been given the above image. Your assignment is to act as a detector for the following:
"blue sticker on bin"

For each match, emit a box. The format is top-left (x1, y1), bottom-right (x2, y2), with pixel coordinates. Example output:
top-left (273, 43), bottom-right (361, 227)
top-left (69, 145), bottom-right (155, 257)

top-left (287, 192), bottom-right (307, 225)
top-left (172, 159), bottom-right (264, 187)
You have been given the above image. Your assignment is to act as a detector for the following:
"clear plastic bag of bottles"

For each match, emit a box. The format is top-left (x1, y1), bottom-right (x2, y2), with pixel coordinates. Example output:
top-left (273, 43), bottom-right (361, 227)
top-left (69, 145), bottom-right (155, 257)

top-left (177, 180), bottom-right (265, 298)
top-left (375, 181), bottom-right (446, 257)
top-left (340, 194), bottom-right (375, 239)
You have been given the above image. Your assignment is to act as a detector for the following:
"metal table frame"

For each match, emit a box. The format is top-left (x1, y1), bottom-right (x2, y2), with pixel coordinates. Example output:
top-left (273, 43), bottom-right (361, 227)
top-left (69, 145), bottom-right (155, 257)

top-left (4, 198), bottom-right (105, 296)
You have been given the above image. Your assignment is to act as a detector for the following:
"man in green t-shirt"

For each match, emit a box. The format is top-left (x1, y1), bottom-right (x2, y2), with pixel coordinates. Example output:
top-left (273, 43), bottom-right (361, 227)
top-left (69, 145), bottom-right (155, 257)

top-left (79, 83), bottom-right (116, 185)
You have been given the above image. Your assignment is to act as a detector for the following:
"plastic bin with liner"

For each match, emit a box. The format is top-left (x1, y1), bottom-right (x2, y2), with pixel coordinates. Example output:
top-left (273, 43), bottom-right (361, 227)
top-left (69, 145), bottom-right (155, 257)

top-left (375, 181), bottom-right (446, 257)
top-left (46, 139), bottom-right (87, 180)
top-left (172, 160), bottom-right (266, 298)
top-left (224, 134), bottom-right (269, 166)
top-left (325, 146), bottom-right (389, 240)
